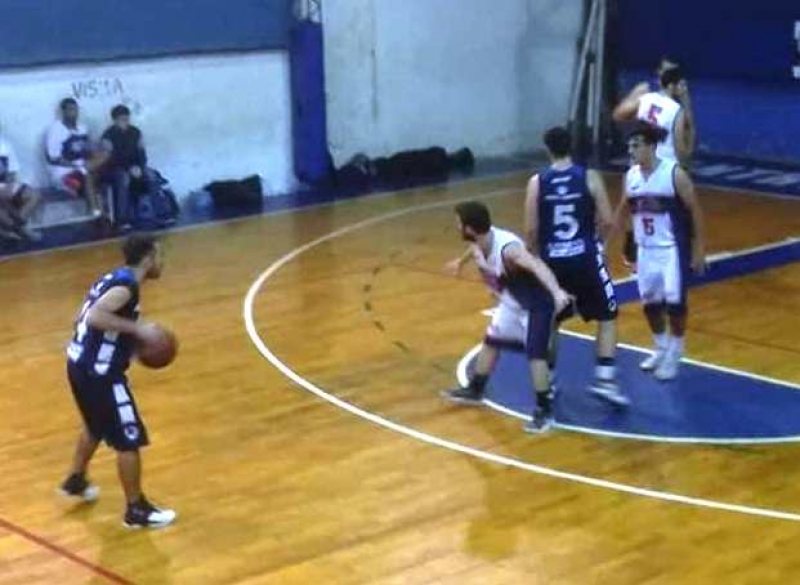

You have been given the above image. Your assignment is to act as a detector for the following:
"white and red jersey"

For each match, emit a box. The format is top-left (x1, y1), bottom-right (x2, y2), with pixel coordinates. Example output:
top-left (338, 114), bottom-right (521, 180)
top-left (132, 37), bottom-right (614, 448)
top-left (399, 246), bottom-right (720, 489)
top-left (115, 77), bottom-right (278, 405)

top-left (625, 159), bottom-right (686, 248)
top-left (474, 227), bottom-right (524, 309)
top-left (636, 91), bottom-right (681, 161)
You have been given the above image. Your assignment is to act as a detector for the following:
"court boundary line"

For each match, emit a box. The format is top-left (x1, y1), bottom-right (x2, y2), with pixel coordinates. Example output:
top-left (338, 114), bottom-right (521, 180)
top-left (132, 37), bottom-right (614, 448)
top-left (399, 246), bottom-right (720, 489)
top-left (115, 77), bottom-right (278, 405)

top-left (243, 192), bottom-right (800, 523)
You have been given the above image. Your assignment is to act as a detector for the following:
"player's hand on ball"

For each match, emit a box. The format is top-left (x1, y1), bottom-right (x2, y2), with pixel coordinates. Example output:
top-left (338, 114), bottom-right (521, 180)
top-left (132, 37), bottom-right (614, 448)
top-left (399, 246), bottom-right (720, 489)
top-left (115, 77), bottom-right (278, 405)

top-left (135, 322), bottom-right (162, 345)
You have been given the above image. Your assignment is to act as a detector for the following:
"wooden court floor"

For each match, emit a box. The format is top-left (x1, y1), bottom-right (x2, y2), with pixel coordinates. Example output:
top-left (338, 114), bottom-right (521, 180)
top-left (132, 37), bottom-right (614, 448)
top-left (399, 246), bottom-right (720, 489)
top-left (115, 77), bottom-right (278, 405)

top-left (2, 172), bottom-right (800, 584)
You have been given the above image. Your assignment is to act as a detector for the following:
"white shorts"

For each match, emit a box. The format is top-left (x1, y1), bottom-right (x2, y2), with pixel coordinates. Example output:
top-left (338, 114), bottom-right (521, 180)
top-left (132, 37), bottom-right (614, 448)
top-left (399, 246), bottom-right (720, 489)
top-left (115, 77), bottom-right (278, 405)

top-left (636, 245), bottom-right (687, 306)
top-left (485, 301), bottom-right (527, 346)
top-left (49, 164), bottom-right (87, 188)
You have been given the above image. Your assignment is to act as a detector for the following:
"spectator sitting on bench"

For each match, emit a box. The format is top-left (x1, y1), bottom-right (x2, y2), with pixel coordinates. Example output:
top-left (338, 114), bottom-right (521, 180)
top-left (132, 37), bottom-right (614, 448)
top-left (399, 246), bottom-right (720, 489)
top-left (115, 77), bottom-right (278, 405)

top-left (45, 98), bottom-right (107, 217)
top-left (0, 120), bottom-right (42, 241)
top-left (100, 105), bottom-right (157, 231)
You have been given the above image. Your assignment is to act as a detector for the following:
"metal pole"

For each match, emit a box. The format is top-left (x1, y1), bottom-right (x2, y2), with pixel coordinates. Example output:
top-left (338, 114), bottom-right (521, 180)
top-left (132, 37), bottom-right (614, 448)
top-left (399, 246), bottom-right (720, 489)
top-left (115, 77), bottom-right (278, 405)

top-left (592, 0), bottom-right (607, 147)
top-left (568, 0), bottom-right (599, 125)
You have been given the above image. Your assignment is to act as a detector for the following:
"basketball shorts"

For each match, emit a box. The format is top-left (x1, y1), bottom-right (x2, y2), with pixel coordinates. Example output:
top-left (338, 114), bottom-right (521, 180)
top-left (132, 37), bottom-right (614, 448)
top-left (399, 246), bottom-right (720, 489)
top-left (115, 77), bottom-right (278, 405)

top-left (485, 301), bottom-right (527, 351)
top-left (549, 250), bottom-right (618, 322)
top-left (67, 361), bottom-right (149, 451)
top-left (49, 166), bottom-right (87, 194)
top-left (636, 244), bottom-right (688, 307)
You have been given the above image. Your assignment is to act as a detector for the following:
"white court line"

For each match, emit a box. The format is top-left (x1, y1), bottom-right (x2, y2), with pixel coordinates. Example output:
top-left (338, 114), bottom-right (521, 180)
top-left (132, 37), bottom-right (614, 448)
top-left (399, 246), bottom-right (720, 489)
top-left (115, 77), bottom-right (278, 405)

top-left (243, 193), bottom-right (800, 523)
top-left (456, 331), bottom-right (800, 445)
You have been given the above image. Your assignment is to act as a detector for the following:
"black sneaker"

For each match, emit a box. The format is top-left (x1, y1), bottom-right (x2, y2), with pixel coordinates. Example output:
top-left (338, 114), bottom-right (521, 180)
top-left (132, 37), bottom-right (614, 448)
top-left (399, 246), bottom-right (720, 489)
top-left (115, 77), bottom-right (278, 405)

top-left (589, 379), bottom-right (630, 407)
top-left (57, 473), bottom-right (99, 502)
top-left (524, 408), bottom-right (554, 434)
top-left (123, 497), bottom-right (177, 529)
top-left (441, 386), bottom-right (484, 405)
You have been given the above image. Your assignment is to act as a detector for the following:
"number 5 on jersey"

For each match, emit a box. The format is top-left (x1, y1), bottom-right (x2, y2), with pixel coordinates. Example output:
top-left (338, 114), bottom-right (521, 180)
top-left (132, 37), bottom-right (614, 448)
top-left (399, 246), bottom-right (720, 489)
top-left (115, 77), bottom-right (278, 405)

top-left (554, 204), bottom-right (579, 240)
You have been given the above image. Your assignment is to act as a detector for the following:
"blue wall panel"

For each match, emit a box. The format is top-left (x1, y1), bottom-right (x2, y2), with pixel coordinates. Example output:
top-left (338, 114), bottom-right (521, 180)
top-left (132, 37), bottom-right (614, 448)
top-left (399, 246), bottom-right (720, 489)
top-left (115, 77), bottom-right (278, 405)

top-left (290, 21), bottom-right (331, 185)
top-left (612, 0), bottom-right (800, 162)
top-left (613, 0), bottom-right (800, 82)
top-left (0, 0), bottom-right (292, 68)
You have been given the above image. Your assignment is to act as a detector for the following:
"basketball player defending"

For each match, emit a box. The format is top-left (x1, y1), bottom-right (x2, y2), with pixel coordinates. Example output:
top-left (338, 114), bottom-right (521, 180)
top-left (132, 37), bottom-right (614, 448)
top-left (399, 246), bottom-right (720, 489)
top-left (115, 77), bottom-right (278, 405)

top-left (442, 201), bottom-right (571, 433)
top-left (58, 233), bottom-right (177, 528)
top-left (617, 122), bottom-right (705, 381)
top-left (525, 126), bottom-right (627, 406)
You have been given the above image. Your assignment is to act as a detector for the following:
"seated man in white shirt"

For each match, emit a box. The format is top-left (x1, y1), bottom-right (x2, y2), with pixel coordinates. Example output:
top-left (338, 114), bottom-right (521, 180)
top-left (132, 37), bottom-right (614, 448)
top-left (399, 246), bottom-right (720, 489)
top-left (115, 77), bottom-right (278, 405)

top-left (0, 121), bottom-right (41, 241)
top-left (45, 98), bottom-right (107, 217)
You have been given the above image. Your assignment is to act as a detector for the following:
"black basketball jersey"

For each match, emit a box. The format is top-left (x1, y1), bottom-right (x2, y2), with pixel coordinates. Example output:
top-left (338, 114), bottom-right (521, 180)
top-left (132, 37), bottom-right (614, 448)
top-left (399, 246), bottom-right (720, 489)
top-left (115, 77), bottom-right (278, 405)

top-left (67, 267), bottom-right (140, 376)
top-left (537, 164), bottom-right (598, 261)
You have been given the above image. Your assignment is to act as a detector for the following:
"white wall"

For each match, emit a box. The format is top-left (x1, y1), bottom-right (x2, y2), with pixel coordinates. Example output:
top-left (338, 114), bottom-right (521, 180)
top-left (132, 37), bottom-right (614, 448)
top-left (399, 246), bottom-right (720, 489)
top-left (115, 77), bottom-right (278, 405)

top-left (323, 0), bottom-right (584, 165)
top-left (0, 52), bottom-right (295, 196)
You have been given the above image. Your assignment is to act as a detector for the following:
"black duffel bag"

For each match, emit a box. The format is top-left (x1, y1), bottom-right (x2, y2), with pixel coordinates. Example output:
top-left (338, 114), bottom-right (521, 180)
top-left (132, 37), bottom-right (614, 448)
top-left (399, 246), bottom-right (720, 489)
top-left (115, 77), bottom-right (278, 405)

top-left (205, 175), bottom-right (263, 210)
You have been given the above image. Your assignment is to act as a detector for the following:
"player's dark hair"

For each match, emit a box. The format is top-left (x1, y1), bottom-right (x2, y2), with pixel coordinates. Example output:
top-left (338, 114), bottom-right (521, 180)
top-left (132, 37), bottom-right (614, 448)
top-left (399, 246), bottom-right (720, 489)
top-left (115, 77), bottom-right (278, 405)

top-left (60, 97), bottom-right (78, 110)
top-left (660, 67), bottom-right (684, 88)
top-left (122, 233), bottom-right (158, 266)
top-left (627, 121), bottom-right (668, 145)
top-left (111, 104), bottom-right (131, 120)
top-left (455, 201), bottom-right (492, 235)
top-left (543, 126), bottom-right (572, 158)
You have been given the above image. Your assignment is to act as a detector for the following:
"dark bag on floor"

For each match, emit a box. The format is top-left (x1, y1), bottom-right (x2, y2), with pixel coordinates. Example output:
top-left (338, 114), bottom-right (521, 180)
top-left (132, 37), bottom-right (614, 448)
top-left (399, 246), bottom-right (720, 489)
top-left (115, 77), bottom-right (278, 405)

top-left (373, 147), bottom-right (450, 183)
top-left (205, 175), bottom-right (263, 210)
top-left (135, 171), bottom-right (180, 228)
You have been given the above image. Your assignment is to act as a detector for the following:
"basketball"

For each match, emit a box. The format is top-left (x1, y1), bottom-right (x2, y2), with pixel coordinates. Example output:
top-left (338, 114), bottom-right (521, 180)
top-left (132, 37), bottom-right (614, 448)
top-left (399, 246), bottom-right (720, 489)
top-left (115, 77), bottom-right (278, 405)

top-left (137, 325), bottom-right (178, 369)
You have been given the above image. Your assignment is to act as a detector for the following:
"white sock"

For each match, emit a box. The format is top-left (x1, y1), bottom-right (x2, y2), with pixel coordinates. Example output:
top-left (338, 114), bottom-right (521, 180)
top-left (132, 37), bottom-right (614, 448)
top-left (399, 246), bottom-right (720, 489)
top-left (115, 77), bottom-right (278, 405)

top-left (595, 364), bottom-right (616, 381)
top-left (670, 336), bottom-right (684, 357)
top-left (654, 333), bottom-right (668, 351)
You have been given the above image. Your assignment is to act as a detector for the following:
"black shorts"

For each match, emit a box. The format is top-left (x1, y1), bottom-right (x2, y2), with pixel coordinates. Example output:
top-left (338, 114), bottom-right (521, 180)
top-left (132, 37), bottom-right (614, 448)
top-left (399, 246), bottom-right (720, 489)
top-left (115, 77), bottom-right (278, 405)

top-left (549, 251), bottom-right (618, 322)
top-left (67, 361), bottom-right (149, 451)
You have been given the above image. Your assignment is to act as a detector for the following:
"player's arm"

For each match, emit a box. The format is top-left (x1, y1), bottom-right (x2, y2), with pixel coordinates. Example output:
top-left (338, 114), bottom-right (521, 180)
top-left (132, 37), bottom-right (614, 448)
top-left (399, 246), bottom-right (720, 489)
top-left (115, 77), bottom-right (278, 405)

top-left (502, 243), bottom-right (570, 312)
top-left (612, 82), bottom-right (650, 122)
top-left (674, 167), bottom-right (705, 273)
top-left (444, 245), bottom-right (476, 277)
top-left (673, 109), bottom-right (695, 166)
top-left (523, 174), bottom-right (541, 254)
top-left (586, 169), bottom-right (613, 241)
top-left (85, 286), bottom-right (148, 337)
top-left (608, 184), bottom-right (631, 243)
top-left (676, 81), bottom-right (696, 159)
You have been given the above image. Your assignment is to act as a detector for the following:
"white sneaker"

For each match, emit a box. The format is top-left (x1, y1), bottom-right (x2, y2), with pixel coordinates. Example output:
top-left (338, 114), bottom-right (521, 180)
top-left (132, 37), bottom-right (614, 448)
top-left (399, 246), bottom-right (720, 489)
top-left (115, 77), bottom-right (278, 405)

top-left (654, 354), bottom-right (681, 381)
top-left (640, 349), bottom-right (666, 372)
top-left (123, 498), bottom-right (177, 529)
top-left (589, 379), bottom-right (630, 407)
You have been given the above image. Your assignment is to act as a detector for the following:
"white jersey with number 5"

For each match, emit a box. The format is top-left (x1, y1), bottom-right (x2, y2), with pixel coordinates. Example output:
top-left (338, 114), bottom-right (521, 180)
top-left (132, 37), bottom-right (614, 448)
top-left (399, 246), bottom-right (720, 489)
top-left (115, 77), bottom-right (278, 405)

top-left (625, 159), bottom-right (681, 248)
top-left (636, 92), bottom-right (681, 161)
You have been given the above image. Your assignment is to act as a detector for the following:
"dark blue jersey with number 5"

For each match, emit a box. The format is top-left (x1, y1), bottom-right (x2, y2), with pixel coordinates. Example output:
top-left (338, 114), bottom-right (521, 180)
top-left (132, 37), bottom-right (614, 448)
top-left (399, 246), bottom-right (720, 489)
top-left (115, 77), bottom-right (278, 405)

top-left (537, 164), bottom-right (598, 261)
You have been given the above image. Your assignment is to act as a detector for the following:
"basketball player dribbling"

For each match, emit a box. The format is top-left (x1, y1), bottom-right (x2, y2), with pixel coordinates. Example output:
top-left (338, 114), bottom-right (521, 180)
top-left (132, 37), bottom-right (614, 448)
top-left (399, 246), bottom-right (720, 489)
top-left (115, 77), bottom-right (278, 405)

top-left (58, 233), bottom-right (177, 528)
